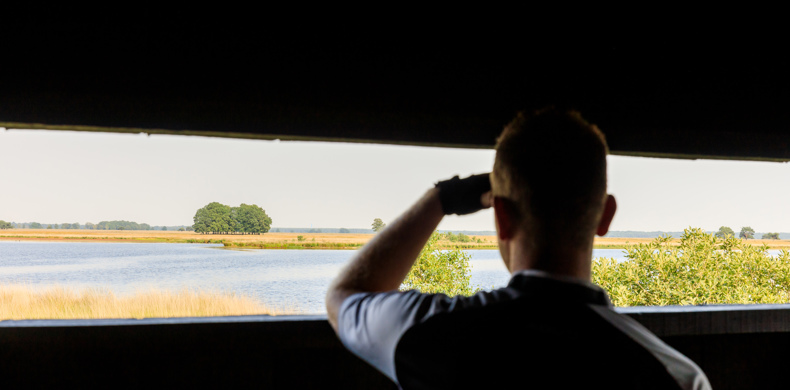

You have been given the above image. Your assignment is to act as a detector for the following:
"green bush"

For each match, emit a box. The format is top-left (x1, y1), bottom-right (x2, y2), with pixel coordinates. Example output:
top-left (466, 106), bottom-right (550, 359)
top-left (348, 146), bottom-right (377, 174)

top-left (441, 232), bottom-right (472, 243)
top-left (593, 228), bottom-right (790, 306)
top-left (401, 232), bottom-right (476, 296)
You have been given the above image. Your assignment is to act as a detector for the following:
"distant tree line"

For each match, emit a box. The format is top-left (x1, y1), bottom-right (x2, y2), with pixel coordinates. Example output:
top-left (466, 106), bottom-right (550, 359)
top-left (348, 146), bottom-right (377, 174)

top-left (57, 221), bottom-right (150, 230)
top-left (715, 226), bottom-right (782, 240)
top-left (2, 220), bottom-right (198, 231)
top-left (271, 227), bottom-right (371, 234)
top-left (95, 221), bottom-right (151, 230)
top-left (55, 222), bottom-right (84, 229)
top-left (193, 202), bottom-right (272, 234)
top-left (0, 220), bottom-right (12, 229)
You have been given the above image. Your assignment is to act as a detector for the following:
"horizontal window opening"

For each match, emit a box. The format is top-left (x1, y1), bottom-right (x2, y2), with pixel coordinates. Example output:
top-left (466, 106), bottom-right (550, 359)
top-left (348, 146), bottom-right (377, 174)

top-left (1, 128), bottom-right (789, 320)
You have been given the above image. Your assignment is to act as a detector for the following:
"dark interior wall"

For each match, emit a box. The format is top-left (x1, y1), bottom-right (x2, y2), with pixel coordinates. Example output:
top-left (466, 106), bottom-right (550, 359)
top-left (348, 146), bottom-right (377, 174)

top-left (3, 307), bottom-right (789, 389)
top-left (0, 316), bottom-right (396, 389)
top-left (3, 30), bottom-right (790, 160)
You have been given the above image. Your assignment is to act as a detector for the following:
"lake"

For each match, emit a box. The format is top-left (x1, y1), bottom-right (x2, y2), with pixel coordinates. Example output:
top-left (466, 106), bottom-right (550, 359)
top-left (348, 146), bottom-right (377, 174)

top-left (0, 242), bottom-right (632, 314)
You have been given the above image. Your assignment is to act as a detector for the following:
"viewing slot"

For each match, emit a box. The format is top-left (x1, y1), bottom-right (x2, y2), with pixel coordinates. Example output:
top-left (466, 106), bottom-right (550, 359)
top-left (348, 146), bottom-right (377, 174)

top-left (2, 129), bottom-right (790, 319)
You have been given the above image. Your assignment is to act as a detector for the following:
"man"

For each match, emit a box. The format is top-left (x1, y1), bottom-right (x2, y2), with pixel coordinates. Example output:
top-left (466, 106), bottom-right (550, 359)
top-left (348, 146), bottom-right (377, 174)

top-left (326, 108), bottom-right (711, 389)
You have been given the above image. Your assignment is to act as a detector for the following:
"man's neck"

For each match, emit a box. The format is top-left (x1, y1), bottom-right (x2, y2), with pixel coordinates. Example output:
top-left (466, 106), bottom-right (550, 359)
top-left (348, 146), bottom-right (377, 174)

top-left (507, 241), bottom-right (593, 281)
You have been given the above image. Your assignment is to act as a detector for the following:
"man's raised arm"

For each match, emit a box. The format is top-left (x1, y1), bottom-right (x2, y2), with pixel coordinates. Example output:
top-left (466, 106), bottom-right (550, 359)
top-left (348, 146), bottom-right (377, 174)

top-left (325, 174), bottom-right (491, 331)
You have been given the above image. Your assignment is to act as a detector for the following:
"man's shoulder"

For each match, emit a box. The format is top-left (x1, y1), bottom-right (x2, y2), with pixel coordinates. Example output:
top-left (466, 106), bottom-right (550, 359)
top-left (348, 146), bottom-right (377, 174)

top-left (335, 288), bottom-right (519, 382)
top-left (337, 285), bottom-right (521, 337)
top-left (336, 273), bottom-right (610, 369)
top-left (338, 271), bottom-right (611, 338)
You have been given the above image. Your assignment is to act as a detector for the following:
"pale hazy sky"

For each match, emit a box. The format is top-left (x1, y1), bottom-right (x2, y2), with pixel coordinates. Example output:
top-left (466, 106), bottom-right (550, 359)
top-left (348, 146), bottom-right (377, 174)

top-left (2, 128), bottom-right (789, 233)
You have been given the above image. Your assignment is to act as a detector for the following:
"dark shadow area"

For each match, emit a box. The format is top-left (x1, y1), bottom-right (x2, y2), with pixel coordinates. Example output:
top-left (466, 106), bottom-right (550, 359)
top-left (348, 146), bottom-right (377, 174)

top-left (2, 30), bottom-right (790, 160)
top-left (2, 306), bottom-right (789, 389)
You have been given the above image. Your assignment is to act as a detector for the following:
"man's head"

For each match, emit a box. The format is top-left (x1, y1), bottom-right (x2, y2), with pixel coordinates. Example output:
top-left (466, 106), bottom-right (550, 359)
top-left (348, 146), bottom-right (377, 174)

top-left (491, 108), bottom-right (614, 264)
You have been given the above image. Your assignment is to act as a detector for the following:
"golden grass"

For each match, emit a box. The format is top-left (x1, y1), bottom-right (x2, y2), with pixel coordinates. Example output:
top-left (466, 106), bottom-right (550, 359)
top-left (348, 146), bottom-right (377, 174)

top-left (594, 237), bottom-right (665, 247)
top-left (0, 229), bottom-right (374, 245)
top-left (4, 229), bottom-right (789, 249)
top-left (433, 236), bottom-right (498, 249)
top-left (0, 284), bottom-right (295, 320)
top-left (0, 230), bottom-right (501, 249)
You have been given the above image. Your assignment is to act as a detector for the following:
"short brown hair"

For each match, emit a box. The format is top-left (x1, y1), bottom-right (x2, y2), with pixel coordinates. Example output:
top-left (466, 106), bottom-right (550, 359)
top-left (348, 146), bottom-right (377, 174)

top-left (491, 108), bottom-right (608, 248)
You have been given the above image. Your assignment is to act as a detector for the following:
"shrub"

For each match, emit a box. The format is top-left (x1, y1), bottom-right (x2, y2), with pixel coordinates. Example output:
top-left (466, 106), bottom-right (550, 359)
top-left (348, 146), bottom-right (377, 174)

top-left (593, 228), bottom-right (790, 306)
top-left (440, 232), bottom-right (472, 243)
top-left (401, 232), bottom-right (476, 296)
top-left (297, 235), bottom-right (305, 242)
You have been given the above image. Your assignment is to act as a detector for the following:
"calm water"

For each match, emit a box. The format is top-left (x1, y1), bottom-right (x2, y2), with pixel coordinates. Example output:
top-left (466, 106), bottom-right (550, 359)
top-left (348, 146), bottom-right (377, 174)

top-left (0, 242), bottom-right (630, 314)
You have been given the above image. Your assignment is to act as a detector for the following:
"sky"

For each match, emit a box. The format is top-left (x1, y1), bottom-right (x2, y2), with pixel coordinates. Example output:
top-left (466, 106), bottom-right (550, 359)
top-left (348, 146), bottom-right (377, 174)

top-left (1, 128), bottom-right (789, 233)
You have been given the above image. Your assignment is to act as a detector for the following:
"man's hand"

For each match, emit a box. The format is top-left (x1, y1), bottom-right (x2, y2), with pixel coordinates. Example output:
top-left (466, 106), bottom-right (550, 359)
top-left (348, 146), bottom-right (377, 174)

top-left (435, 173), bottom-right (492, 215)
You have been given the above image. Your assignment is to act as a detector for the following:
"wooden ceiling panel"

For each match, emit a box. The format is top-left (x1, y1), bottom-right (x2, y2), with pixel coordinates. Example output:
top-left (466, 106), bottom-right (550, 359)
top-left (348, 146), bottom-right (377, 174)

top-left (2, 30), bottom-right (788, 160)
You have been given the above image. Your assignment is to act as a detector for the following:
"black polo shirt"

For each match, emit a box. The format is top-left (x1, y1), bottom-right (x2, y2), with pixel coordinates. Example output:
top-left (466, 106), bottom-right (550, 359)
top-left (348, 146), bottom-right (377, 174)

top-left (337, 270), bottom-right (711, 390)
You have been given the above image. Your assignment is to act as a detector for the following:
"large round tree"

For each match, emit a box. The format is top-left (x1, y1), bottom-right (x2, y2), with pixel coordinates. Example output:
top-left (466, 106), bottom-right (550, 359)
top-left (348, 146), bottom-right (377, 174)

top-left (232, 204), bottom-right (272, 234)
top-left (194, 202), bottom-right (271, 234)
top-left (193, 202), bottom-right (233, 234)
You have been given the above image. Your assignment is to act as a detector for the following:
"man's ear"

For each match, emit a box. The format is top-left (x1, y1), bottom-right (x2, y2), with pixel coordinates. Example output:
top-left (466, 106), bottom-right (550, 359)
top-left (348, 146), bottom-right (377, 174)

top-left (596, 194), bottom-right (617, 236)
top-left (494, 197), bottom-right (517, 241)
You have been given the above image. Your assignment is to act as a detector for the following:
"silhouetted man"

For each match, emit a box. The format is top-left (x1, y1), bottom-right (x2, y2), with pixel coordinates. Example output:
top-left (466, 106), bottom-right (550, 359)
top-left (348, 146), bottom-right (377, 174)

top-left (326, 108), bottom-right (711, 389)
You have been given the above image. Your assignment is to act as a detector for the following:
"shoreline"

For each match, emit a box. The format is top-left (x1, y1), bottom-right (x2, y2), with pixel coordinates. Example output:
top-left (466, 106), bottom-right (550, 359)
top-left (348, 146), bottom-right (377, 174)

top-left (3, 230), bottom-right (790, 250)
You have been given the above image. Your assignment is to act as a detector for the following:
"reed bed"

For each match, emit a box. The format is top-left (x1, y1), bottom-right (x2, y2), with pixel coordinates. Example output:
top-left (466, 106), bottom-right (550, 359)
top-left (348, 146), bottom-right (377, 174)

top-left (5, 230), bottom-right (790, 250)
top-left (0, 285), bottom-right (295, 320)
